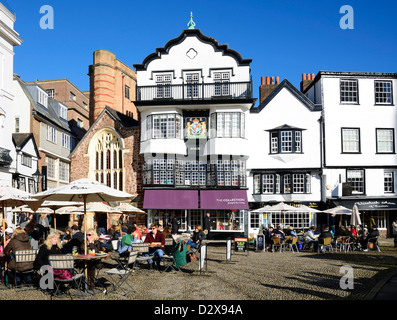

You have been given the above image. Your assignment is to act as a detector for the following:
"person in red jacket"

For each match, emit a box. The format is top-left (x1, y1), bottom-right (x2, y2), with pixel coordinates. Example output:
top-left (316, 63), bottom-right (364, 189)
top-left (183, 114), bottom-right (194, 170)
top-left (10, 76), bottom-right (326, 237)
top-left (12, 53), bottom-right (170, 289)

top-left (144, 223), bottom-right (165, 270)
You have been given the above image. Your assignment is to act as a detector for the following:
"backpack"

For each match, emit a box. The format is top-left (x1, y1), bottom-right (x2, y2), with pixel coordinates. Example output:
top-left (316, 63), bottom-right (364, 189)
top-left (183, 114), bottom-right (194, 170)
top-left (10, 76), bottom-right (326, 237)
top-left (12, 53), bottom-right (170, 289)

top-left (173, 240), bottom-right (189, 268)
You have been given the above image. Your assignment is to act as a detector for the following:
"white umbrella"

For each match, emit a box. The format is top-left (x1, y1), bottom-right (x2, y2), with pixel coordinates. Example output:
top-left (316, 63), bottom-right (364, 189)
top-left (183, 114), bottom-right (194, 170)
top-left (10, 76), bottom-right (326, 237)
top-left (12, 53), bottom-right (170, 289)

top-left (115, 202), bottom-right (146, 214)
top-left (265, 202), bottom-right (303, 212)
top-left (74, 202), bottom-right (123, 234)
top-left (33, 178), bottom-right (134, 254)
top-left (55, 206), bottom-right (82, 215)
top-left (351, 203), bottom-right (362, 226)
top-left (0, 185), bottom-right (41, 244)
top-left (33, 178), bottom-right (134, 287)
top-left (250, 205), bottom-right (272, 213)
top-left (74, 202), bottom-right (122, 214)
top-left (38, 201), bottom-right (82, 232)
top-left (322, 205), bottom-right (352, 215)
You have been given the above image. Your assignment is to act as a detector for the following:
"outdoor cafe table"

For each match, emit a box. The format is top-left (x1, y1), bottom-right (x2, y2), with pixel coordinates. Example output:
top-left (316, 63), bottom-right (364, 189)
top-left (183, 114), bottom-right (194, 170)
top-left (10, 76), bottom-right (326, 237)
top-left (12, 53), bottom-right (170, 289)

top-left (74, 253), bottom-right (109, 293)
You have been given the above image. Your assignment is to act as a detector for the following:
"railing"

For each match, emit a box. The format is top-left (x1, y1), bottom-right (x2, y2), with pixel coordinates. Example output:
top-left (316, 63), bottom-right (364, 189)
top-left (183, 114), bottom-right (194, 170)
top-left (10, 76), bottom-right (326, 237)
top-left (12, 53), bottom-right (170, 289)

top-left (136, 81), bottom-right (253, 102)
top-left (0, 147), bottom-right (13, 167)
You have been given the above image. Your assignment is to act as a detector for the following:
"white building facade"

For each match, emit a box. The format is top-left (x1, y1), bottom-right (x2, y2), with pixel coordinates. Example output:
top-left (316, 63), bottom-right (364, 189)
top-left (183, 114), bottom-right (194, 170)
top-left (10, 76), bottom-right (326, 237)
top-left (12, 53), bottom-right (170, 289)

top-left (134, 27), bottom-right (255, 238)
top-left (304, 71), bottom-right (397, 237)
top-left (246, 79), bottom-right (323, 236)
top-left (0, 2), bottom-right (21, 186)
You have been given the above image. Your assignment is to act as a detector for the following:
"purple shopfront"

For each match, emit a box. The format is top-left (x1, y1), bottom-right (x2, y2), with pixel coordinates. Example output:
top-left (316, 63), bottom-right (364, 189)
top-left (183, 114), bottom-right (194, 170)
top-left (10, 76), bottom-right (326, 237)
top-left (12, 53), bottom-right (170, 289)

top-left (143, 189), bottom-right (249, 239)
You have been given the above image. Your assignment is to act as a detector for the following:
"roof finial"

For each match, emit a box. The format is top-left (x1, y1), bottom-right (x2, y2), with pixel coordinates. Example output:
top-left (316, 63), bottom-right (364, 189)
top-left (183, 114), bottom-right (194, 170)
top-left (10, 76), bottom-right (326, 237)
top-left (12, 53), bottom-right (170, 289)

top-left (187, 11), bottom-right (196, 29)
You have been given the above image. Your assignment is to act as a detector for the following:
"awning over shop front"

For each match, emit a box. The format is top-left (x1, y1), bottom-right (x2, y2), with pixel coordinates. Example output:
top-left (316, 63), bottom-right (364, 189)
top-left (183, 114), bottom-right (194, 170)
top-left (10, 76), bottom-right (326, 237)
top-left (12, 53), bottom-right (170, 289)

top-left (200, 190), bottom-right (248, 210)
top-left (331, 197), bottom-right (397, 211)
top-left (143, 190), bottom-right (198, 209)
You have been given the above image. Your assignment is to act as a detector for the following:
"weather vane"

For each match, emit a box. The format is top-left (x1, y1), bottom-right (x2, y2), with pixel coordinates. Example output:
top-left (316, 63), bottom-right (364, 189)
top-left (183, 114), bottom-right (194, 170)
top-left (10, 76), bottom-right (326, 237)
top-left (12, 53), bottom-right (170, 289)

top-left (187, 12), bottom-right (196, 29)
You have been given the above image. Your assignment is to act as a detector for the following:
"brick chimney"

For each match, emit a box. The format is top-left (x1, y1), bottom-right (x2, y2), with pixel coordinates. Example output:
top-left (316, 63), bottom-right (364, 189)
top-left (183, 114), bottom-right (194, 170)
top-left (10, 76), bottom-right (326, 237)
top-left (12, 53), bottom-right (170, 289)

top-left (300, 73), bottom-right (315, 92)
top-left (259, 76), bottom-right (280, 103)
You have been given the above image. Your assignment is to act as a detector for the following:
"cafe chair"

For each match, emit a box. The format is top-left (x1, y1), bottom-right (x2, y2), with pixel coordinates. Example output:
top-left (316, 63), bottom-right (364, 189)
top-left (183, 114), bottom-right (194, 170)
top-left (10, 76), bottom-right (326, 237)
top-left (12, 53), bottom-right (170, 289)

top-left (319, 237), bottom-right (333, 254)
top-left (105, 251), bottom-right (137, 296)
top-left (271, 237), bottom-right (285, 253)
top-left (48, 255), bottom-right (84, 298)
top-left (164, 237), bottom-right (175, 255)
top-left (13, 249), bottom-right (37, 289)
top-left (287, 237), bottom-right (299, 252)
top-left (131, 243), bottom-right (155, 270)
top-left (368, 237), bottom-right (381, 252)
top-left (342, 236), bottom-right (354, 252)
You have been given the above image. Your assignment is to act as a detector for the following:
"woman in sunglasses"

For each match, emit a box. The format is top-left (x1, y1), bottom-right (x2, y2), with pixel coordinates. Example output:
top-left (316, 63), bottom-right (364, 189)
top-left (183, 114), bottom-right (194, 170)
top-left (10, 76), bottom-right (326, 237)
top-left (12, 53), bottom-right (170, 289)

top-left (81, 228), bottom-right (102, 290)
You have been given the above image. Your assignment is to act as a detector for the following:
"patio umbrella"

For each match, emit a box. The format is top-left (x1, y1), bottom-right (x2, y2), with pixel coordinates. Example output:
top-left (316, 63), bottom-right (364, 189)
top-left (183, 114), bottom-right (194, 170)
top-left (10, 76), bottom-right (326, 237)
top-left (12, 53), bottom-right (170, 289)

top-left (74, 202), bottom-right (123, 234)
top-left (250, 205), bottom-right (272, 213)
top-left (261, 202), bottom-right (302, 228)
top-left (351, 203), bottom-right (362, 226)
top-left (0, 185), bottom-right (41, 244)
top-left (38, 201), bottom-right (82, 233)
top-left (33, 178), bottom-right (134, 255)
top-left (115, 202), bottom-right (145, 214)
top-left (322, 206), bottom-right (352, 215)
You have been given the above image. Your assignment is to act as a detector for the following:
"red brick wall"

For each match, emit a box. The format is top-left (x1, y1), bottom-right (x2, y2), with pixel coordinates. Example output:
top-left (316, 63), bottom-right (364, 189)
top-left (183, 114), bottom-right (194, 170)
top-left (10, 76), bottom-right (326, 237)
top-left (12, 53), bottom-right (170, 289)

top-left (69, 110), bottom-right (145, 226)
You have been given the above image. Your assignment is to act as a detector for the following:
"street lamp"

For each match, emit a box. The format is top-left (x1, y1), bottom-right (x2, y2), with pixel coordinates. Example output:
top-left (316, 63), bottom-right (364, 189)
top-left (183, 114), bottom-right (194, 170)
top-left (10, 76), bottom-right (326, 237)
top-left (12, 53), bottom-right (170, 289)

top-left (32, 168), bottom-right (43, 194)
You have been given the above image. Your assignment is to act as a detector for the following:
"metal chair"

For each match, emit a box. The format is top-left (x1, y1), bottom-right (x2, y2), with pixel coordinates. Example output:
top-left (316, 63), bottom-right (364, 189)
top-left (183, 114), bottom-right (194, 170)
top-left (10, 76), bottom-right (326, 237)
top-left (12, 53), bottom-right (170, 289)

top-left (368, 237), bottom-right (381, 252)
top-left (131, 243), bottom-right (155, 270)
top-left (320, 237), bottom-right (333, 253)
top-left (271, 237), bottom-right (285, 252)
top-left (48, 255), bottom-right (84, 297)
top-left (287, 237), bottom-right (299, 252)
top-left (105, 251), bottom-right (137, 296)
top-left (13, 249), bottom-right (37, 288)
top-left (342, 236), bottom-right (353, 252)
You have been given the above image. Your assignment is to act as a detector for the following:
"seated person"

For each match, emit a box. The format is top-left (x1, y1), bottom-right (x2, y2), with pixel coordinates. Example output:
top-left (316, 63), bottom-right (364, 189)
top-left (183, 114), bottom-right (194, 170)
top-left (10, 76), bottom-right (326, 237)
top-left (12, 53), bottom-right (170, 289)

top-left (272, 226), bottom-right (286, 243)
top-left (118, 226), bottom-right (136, 255)
top-left (304, 226), bottom-right (320, 252)
top-left (24, 223), bottom-right (40, 250)
top-left (4, 227), bottom-right (34, 285)
top-left (80, 229), bottom-right (102, 290)
top-left (318, 226), bottom-right (333, 252)
top-left (143, 224), bottom-right (165, 269)
top-left (362, 225), bottom-right (380, 251)
top-left (187, 225), bottom-right (206, 250)
top-left (62, 225), bottom-right (84, 254)
top-left (264, 226), bottom-right (275, 249)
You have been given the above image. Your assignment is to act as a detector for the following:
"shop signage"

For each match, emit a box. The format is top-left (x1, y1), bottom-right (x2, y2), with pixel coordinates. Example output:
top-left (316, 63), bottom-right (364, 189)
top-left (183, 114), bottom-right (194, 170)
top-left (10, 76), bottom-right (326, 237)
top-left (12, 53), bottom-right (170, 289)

top-left (234, 237), bottom-right (248, 253)
top-left (256, 234), bottom-right (264, 251)
top-left (356, 200), bottom-right (397, 210)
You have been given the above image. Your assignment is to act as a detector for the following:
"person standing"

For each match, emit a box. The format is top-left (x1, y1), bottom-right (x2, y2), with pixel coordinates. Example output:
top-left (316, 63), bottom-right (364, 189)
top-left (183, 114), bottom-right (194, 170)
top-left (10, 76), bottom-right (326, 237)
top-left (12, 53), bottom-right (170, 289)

top-left (329, 214), bottom-right (336, 235)
top-left (392, 217), bottom-right (397, 248)
top-left (203, 212), bottom-right (211, 240)
top-left (171, 216), bottom-right (179, 235)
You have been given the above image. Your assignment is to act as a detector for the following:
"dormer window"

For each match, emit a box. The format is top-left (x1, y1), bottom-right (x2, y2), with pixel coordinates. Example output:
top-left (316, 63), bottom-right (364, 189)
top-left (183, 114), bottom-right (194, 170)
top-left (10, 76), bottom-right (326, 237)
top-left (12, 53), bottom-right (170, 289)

top-left (38, 89), bottom-right (48, 108)
top-left (268, 125), bottom-right (304, 154)
top-left (60, 104), bottom-right (68, 120)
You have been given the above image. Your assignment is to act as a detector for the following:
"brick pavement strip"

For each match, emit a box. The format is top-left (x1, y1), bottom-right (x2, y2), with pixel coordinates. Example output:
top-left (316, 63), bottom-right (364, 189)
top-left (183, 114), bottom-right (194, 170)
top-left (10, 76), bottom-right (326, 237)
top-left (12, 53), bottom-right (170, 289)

top-left (0, 244), bottom-right (396, 300)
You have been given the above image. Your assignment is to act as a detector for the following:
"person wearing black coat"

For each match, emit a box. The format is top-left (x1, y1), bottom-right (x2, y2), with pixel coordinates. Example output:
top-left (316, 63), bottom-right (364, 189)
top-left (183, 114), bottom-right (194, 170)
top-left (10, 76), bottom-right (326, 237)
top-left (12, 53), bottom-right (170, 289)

top-left (171, 216), bottom-right (179, 235)
top-left (362, 225), bottom-right (380, 251)
top-left (188, 225), bottom-right (206, 249)
top-left (203, 212), bottom-right (211, 240)
top-left (35, 232), bottom-right (63, 270)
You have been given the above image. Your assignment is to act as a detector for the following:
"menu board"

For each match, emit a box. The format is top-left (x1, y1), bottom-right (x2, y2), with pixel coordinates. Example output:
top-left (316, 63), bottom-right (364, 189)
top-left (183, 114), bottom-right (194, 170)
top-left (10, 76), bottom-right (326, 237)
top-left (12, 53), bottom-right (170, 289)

top-left (234, 237), bottom-right (248, 253)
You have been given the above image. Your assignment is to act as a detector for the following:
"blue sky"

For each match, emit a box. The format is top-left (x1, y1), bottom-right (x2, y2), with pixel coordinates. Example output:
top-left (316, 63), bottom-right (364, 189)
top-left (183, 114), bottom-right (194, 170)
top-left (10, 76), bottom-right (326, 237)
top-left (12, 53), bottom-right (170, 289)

top-left (8, 0), bottom-right (397, 106)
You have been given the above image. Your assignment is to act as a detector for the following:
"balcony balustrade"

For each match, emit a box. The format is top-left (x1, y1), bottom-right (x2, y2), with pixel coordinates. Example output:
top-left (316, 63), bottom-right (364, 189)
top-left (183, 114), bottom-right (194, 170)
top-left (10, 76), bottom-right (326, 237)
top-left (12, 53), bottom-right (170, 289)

top-left (136, 81), bottom-right (252, 102)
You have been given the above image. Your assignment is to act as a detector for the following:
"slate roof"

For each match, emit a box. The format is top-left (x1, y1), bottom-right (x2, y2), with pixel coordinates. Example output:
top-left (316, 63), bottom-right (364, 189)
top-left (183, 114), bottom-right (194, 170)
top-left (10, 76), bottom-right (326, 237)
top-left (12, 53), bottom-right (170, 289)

top-left (250, 78), bottom-right (320, 113)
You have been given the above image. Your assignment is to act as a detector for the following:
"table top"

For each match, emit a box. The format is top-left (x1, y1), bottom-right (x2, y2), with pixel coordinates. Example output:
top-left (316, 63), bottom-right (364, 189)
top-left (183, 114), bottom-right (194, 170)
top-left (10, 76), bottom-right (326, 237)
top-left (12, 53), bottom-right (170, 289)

top-left (74, 253), bottom-right (109, 260)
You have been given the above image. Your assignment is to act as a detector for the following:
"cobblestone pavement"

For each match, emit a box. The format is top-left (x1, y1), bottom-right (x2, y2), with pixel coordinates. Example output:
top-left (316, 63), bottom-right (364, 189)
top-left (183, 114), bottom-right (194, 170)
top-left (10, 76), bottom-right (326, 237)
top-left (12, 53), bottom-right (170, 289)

top-left (1, 241), bottom-right (396, 301)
